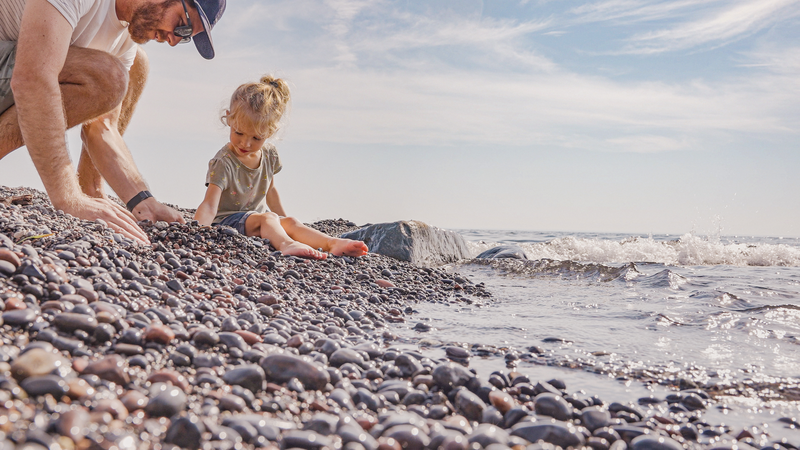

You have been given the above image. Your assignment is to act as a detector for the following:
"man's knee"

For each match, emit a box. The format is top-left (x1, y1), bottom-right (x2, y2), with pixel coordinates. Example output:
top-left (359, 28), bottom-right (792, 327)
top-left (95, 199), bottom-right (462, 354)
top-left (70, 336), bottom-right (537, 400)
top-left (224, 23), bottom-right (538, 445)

top-left (62, 47), bottom-right (128, 112)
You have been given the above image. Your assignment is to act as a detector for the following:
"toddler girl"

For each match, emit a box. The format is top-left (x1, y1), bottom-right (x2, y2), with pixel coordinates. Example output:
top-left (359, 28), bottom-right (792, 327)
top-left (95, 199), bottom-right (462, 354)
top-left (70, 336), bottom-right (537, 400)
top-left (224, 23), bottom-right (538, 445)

top-left (194, 76), bottom-right (368, 260)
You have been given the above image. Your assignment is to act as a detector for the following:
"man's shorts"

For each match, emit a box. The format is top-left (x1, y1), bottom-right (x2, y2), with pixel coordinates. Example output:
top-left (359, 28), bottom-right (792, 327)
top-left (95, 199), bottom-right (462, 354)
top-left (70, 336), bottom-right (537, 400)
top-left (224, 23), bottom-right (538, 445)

top-left (214, 211), bottom-right (254, 235)
top-left (0, 42), bottom-right (16, 115)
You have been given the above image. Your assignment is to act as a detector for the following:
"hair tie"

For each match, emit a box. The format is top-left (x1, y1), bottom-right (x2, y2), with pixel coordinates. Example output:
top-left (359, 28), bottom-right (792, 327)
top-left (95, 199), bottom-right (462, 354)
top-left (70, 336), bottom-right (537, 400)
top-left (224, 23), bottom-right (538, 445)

top-left (269, 81), bottom-right (279, 88)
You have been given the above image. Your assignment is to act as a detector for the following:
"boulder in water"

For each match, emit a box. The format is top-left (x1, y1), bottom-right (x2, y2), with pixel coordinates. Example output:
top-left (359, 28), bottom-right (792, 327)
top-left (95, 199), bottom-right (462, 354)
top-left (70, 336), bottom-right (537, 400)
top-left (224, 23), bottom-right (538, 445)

top-left (341, 221), bottom-right (471, 266)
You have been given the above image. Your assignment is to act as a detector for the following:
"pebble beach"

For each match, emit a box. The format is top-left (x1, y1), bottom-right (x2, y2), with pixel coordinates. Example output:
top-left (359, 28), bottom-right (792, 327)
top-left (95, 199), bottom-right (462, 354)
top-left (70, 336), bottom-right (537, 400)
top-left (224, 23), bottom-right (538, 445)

top-left (0, 185), bottom-right (797, 450)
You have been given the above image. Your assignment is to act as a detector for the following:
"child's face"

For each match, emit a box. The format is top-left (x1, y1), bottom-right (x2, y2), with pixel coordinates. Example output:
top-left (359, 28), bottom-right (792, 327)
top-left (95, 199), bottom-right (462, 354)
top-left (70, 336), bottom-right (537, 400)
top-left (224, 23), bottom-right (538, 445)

top-left (228, 117), bottom-right (267, 158)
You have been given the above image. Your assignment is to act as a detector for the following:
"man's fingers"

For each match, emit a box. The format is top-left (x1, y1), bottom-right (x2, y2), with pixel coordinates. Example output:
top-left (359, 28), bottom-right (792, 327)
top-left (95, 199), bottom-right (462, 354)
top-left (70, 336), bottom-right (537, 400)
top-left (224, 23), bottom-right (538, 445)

top-left (106, 208), bottom-right (150, 244)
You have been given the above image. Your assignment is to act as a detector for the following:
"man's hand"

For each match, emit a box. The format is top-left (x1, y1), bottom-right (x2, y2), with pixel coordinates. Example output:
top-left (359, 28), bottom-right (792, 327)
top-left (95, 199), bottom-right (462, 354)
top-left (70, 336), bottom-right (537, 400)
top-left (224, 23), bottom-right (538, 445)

top-left (59, 195), bottom-right (150, 244)
top-left (132, 197), bottom-right (186, 224)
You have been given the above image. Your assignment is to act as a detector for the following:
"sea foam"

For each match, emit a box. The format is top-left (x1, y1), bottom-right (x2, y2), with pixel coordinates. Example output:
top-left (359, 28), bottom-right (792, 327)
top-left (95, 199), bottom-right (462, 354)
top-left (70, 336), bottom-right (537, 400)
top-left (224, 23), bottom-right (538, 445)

top-left (467, 233), bottom-right (800, 267)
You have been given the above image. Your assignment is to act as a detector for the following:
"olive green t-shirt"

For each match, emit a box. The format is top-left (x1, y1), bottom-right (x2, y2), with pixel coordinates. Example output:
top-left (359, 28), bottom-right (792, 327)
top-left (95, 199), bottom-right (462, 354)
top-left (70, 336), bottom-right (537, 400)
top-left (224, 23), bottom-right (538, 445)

top-left (205, 143), bottom-right (282, 224)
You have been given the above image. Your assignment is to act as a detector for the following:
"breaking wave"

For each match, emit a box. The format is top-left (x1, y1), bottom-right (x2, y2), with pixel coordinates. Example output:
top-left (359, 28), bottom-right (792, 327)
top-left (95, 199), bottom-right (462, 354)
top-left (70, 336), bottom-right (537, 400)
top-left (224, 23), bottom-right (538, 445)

top-left (466, 233), bottom-right (800, 267)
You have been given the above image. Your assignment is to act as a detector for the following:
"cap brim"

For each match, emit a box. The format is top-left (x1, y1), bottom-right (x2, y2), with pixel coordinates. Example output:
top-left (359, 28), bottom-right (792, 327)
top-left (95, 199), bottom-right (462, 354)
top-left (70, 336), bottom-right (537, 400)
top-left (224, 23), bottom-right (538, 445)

top-left (193, 4), bottom-right (215, 59)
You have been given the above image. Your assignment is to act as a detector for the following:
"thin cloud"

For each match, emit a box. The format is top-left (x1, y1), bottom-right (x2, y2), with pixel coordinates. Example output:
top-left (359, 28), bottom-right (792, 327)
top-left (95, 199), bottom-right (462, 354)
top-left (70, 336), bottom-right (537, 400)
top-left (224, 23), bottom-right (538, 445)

top-left (569, 0), bottom-right (721, 24)
top-left (622, 0), bottom-right (800, 54)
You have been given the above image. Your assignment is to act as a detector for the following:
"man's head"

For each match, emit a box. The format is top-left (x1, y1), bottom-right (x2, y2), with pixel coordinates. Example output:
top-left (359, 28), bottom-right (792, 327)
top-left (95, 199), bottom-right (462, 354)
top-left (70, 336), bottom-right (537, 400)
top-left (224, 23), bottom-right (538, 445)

top-left (128, 0), bottom-right (226, 59)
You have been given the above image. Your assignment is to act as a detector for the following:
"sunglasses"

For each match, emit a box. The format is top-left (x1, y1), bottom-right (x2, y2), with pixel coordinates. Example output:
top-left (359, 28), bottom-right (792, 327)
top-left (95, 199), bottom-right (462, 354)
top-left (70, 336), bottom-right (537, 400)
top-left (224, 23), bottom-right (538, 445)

top-left (174, 0), bottom-right (193, 43)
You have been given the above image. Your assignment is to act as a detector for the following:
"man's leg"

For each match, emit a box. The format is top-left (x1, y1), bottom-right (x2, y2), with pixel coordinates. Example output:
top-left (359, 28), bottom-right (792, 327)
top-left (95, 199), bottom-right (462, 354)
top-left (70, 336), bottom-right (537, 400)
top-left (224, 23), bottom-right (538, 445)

top-left (78, 46), bottom-right (149, 198)
top-left (0, 46), bottom-right (127, 159)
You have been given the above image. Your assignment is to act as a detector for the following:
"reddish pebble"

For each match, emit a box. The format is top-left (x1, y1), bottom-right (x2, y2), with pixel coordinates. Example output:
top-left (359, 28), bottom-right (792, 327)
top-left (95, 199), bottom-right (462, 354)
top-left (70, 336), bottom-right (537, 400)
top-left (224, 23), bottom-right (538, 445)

top-left (257, 294), bottom-right (279, 305)
top-left (147, 369), bottom-right (189, 392)
top-left (234, 330), bottom-right (263, 345)
top-left (95, 399), bottom-right (128, 420)
top-left (356, 414), bottom-right (378, 430)
top-left (120, 390), bottom-right (148, 411)
top-left (488, 390), bottom-right (515, 414)
top-left (72, 357), bottom-right (89, 373)
top-left (4, 297), bottom-right (26, 311)
top-left (376, 279), bottom-right (395, 288)
top-left (176, 271), bottom-right (191, 280)
top-left (286, 335), bottom-right (304, 347)
top-left (83, 354), bottom-right (130, 385)
top-left (66, 378), bottom-right (95, 400)
top-left (233, 277), bottom-right (244, 285)
top-left (77, 288), bottom-right (98, 302)
top-left (309, 400), bottom-right (329, 412)
top-left (144, 324), bottom-right (175, 345)
top-left (0, 249), bottom-right (21, 268)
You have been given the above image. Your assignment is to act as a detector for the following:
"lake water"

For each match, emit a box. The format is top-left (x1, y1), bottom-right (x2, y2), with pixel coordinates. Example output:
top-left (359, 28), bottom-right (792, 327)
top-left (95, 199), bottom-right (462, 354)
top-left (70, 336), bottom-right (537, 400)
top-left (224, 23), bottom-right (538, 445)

top-left (393, 230), bottom-right (800, 441)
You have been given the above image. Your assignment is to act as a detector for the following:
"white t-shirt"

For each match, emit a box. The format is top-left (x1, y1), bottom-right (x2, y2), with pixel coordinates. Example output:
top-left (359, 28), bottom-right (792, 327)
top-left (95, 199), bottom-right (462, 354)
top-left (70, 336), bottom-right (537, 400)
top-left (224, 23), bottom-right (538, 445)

top-left (0, 0), bottom-right (137, 69)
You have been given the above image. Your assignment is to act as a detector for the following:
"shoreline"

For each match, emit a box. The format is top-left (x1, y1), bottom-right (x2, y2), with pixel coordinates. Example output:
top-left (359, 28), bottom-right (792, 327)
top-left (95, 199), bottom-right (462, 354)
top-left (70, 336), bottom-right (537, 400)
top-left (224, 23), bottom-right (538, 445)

top-left (0, 185), bottom-right (797, 450)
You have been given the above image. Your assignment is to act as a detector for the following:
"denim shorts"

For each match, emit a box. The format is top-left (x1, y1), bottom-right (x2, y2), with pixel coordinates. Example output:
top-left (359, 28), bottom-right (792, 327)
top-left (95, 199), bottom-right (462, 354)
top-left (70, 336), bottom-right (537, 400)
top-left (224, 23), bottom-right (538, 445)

top-left (214, 211), bottom-right (254, 235)
top-left (0, 42), bottom-right (16, 115)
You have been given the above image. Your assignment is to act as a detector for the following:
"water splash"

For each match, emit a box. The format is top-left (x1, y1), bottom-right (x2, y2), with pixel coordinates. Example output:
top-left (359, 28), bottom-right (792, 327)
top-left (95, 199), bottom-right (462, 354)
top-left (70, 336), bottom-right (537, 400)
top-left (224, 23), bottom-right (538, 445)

top-left (466, 232), bottom-right (800, 267)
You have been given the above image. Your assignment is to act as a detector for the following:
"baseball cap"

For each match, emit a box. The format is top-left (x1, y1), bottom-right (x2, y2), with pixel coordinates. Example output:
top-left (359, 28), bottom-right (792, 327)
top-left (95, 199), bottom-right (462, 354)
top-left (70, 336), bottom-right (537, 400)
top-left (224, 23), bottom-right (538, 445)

top-left (192, 0), bottom-right (226, 59)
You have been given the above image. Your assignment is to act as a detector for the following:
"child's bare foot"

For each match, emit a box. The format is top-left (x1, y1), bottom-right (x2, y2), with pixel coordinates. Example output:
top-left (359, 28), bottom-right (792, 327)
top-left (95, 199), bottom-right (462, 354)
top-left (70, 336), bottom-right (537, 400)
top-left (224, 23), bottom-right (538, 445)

top-left (329, 239), bottom-right (369, 257)
top-left (280, 241), bottom-right (328, 260)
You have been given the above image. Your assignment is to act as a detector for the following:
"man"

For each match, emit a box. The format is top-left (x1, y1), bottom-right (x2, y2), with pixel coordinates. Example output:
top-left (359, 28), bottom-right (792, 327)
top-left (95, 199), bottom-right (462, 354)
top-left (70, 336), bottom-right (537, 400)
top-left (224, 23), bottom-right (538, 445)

top-left (0, 0), bottom-right (226, 243)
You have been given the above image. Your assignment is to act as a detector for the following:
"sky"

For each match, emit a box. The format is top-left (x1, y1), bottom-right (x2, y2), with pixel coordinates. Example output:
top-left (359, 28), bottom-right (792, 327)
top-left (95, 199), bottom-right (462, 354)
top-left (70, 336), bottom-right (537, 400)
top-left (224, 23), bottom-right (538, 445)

top-left (1, 0), bottom-right (799, 237)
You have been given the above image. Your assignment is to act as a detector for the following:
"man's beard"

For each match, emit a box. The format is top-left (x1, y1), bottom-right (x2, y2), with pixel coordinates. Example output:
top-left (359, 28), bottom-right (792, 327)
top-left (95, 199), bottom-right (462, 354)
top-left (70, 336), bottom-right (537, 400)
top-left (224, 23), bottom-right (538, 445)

top-left (128, 0), bottom-right (181, 44)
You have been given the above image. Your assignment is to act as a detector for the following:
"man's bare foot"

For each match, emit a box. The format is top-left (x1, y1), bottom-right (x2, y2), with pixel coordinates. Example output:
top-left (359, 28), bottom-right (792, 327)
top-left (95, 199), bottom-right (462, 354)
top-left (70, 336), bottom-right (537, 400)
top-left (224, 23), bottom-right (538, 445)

top-left (329, 239), bottom-right (369, 257)
top-left (280, 241), bottom-right (328, 260)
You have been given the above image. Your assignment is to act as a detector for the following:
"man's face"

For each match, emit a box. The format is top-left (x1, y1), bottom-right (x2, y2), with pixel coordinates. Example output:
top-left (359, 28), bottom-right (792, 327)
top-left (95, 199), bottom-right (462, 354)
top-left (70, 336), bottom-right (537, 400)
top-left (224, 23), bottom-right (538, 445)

top-left (128, 0), bottom-right (204, 46)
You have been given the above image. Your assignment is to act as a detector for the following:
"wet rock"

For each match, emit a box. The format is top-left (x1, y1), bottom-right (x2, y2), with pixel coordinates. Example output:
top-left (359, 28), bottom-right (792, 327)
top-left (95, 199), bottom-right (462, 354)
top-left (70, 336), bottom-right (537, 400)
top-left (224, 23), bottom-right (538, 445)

top-left (534, 393), bottom-right (573, 421)
top-left (630, 435), bottom-right (683, 450)
top-left (581, 407), bottom-right (612, 432)
top-left (20, 374), bottom-right (69, 396)
top-left (53, 312), bottom-right (98, 333)
top-left (222, 365), bottom-right (266, 393)
top-left (145, 384), bottom-right (186, 417)
top-left (10, 347), bottom-right (70, 381)
top-left (330, 348), bottom-right (366, 367)
top-left (2, 308), bottom-right (37, 326)
top-left (455, 388), bottom-right (487, 422)
top-left (55, 407), bottom-right (91, 442)
top-left (511, 421), bottom-right (586, 448)
top-left (432, 362), bottom-right (473, 392)
top-left (165, 415), bottom-right (205, 450)
top-left (144, 324), bottom-right (175, 345)
top-left (340, 221), bottom-right (472, 265)
top-left (383, 424), bottom-right (431, 450)
top-left (261, 353), bottom-right (330, 390)
top-left (83, 354), bottom-right (130, 385)
top-left (468, 424), bottom-right (510, 447)
top-left (281, 430), bottom-right (332, 450)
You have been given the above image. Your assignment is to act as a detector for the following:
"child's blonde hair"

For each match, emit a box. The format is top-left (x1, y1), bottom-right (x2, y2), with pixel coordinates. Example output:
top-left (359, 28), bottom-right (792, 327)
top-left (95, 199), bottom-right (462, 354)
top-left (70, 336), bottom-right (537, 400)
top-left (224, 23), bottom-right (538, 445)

top-left (222, 75), bottom-right (290, 138)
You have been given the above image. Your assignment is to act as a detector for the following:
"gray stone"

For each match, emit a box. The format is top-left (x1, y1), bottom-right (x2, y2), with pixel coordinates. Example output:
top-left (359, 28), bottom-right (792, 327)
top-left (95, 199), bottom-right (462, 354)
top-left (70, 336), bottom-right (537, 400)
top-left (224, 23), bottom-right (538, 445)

top-left (631, 435), bottom-right (684, 450)
top-left (222, 365), bottom-right (265, 393)
top-left (341, 221), bottom-right (471, 266)
top-left (260, 353), bottom-right (330, 390)
top-left (534, 393), bottom-right (573, 421)
top-left (511, 421), bottom-right (586, 448)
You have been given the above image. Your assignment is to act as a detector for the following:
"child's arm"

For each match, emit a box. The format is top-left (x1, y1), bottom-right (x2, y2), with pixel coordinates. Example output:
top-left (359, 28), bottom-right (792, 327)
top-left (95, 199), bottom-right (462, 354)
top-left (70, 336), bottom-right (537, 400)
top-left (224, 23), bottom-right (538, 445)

top-left (265, 179), bottom-right (287, 217)
top-left (194, 184), bottom-right (223, 226)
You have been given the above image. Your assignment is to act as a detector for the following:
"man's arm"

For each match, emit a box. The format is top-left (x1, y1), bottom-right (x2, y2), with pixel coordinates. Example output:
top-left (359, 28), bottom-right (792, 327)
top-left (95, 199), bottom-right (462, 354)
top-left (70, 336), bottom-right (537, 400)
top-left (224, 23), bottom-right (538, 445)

top-left (78, 46), bottom-right (185, 224)
top-left (12, 0), bottom-right (148, 243)
top-left (265, 179), bottom-right (286, 216)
